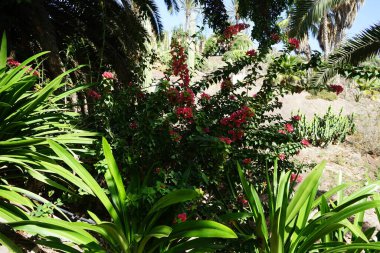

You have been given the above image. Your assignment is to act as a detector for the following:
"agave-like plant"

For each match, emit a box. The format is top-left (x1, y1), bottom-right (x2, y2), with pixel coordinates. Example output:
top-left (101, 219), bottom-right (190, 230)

top-left (0, 138), bottom-right (237, 252)
top-left (0, 33), bottom-right (98, 188)
top-left (222, 161), bottom-right (380, 252)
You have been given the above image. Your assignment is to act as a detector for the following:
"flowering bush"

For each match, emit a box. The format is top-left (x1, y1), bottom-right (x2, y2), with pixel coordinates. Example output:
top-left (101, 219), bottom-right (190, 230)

top-left (85, 33), bottom-right (325, 220)
top-left (223, 23), bottom-right (250, 39)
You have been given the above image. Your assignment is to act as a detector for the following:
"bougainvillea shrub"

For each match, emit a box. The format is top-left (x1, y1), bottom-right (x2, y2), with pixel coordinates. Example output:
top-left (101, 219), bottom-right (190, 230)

top-left (86, 30), bottom-right (320, 218)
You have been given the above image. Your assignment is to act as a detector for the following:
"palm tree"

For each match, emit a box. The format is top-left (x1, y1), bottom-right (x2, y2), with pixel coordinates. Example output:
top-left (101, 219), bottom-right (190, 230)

top-left (312, 22), bottom-right (380, 85)
top-left (288, 0), bottom-right (365, 59)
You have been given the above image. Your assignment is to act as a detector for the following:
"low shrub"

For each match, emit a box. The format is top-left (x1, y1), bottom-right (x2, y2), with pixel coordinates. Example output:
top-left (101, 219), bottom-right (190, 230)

top-left (222, 161), bottom-right (380, 252)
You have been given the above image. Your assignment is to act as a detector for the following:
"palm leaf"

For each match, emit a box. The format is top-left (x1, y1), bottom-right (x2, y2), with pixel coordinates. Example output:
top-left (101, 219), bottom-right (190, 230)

top-left (312, 22), bottom-right (380, 85)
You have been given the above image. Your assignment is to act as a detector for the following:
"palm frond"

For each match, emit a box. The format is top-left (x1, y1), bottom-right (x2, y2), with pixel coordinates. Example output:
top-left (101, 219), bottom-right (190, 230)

top-left (164, 0), bottom-right (180, 13)
top-left (312, 22), bottom-right (380, 85)
top-left (288, 0), bottom-right (347, 38)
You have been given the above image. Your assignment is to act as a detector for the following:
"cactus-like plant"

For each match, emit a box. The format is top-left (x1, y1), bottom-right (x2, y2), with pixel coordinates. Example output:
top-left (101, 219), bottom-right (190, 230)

top-left (294, 107), bottom-right (355, 147)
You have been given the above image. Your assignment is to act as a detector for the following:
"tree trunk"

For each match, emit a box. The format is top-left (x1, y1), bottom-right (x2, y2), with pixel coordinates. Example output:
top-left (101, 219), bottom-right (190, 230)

top-left (28, 0), bottom-right (79, 111)
top-left (322, 15), bottom-right (330, 60)
top-left (299, 35), bottom-right (311, 60)
top-left (187, 11), bottom-right (196, 70)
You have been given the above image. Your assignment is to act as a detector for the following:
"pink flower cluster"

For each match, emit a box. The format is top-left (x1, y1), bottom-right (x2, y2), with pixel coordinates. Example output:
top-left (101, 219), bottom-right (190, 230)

top-left (292, 115), bottom-right (301, 121)
top-left (200, 92), bottom-right (211, 101)
top-left (220, 106), bottom-right (254, 128)
top-left (284, 123), bottom-right (294, 133)
top-left (7, 58), bottom-right (20, 67)
top-left (290, 173), bottom-right (303, 183)
top-left (288, 38), bottom-right (300, 49)
top-left (169, 129), bottom-right (182, 142)
top-left (87, 89), bottom-right (101, 100)
top-left (271, 33), bottom-right (281, 43)
top-left (171, 41), bottom-right (190, 87)
top-left (179, 88), bottom-right (195, 106)
top-left (329, 84), bottom-right (344, 95)
top-left (246, 49), bottom-right (256, 57)
top-left (177, 213), bottom-right (187, 222)
top-left (219, 106), bottom-right (254, 143)
top-left (223, 23), bottom-right (250, 39)
top-left (242, 158), bottom-right (252, 165)
top-left (102, 71), bottom-right (114, 79)
top-left (7, 58), bottom-right (39, 76)
top-left (219, 136), bottom-right (232, 144)
top-left (301, 139), bottom-right (310, 147)
top-left (176, 107), bottom-right (193, 119)
top-left (167, 87), bottom-right (180, 104)
top-left (237, 195), bottom-right (248, 206)
top-left (278, 153), bottom-right (286, 161)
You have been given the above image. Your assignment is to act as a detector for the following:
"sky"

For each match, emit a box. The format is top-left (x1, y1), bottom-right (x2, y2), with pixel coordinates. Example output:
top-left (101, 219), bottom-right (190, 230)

top-left (157, 0), bottom-right (380, 51)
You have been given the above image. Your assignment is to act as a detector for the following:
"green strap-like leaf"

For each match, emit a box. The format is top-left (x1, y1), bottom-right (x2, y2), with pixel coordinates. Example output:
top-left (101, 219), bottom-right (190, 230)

top-left (0, 232), bottom-right (23, 253)
top-left (47, 140), bottom-right (121, 229)
top-left (170, 220), bottom-right (237, 239)
top-left (0, 32), bottom-right (7, 69)
top-left (286, 161), bottom-right (326, 225)
top-left (148, 189), bottom-right (200, 216)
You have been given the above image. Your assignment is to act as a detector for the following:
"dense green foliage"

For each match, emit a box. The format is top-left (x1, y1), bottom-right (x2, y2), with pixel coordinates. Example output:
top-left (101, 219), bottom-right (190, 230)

top-left (1, 0), bottom-right (380, 251)
top-left (222, 161), bottom-right (380, 252)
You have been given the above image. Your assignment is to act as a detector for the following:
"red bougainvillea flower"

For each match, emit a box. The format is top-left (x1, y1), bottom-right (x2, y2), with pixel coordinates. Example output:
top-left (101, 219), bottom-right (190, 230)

top-left (203, 127), bottom-right (210, 133)
top-left (237, 195), bottom-right (249, 206)
top-left (219, 136), bottom-right (232, 145)
top-left (290, 173), bottom-right (303, 183)
top-left (246, 49), bottom-right (256, 57)
top-left (176, 107), bottom-right (193, 119)
top-left (220, 106), bottom-right (254, 129)
top-left (200, 92), bottom-right (211, 101)
top-left (129, 121), bottom-right (138, 129)
top-left (278, 129), bottom-right (286, 134)
top-left (242, 158), bottom-right (252, 165)
top-left (170, 41), bottom-right (190, 87)
top-left (7, 58), bottom-right (20, 67)
top-left (278, 153), bottom-right (286, 161)
top-left (223, 23), bottom-right (250, 39)
top-left (169, 130), bottom-right (182, 142)
top-left (284, 123), bottom-right (294, 133)
top-left (329, 84), bottom-right (344, 95)
top-left (102, 71), bottom-right (114, 79)
top-left (292, 115), bottom-right (301, 121)
top-left (177, 213), bottom-right (187, 222)
top-left (288, 38), bottom-right (300, 49)
top-left (87, 89), bottom-right (101, 100)
top-left (301, 139), bottom-right (310, 147)
top-left (271, 33), bottom-right (281, 43)
top-left (229, 95), bottom-right (236, 100)
top-left (179, 88), bottom-right (195, 105)
top-left (167, 87), bottom-right (179, 104)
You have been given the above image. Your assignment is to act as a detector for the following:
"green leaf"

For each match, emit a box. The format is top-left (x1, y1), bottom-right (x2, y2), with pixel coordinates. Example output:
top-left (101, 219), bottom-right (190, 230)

top-left (220, 212), bottom-right (254, 221)
top-left (164, 238), bottom-right (227, 253)
top-left (148, 189), bottom-right (200, 216)
top-left (0, 232), bottom-right (23, 253)
top-left (322, 242), bottom-right (380, 252)
top-left (102, 138), bottom-right (127, 212)
top-left (0, 32), bottom-right (7, 69)
top-left (286, 161), bottom-right (326, 224)
top-left (47, 140), bottom-right (121, 229)
top-left (170, 221), bottom-right (237, 239)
